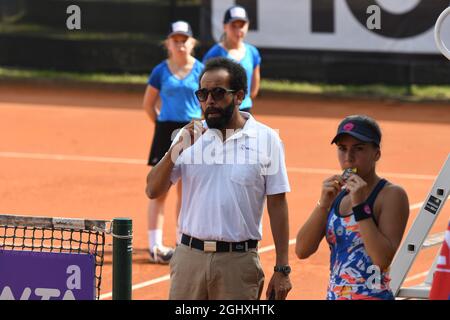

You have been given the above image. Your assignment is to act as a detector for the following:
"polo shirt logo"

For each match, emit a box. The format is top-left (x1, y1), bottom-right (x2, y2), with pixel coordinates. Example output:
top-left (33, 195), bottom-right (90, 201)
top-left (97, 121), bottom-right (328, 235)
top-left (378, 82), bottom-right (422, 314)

top-left (240, 144), bottom-right (258, 152)
top-left (240, 144), bottom-right (250, 150)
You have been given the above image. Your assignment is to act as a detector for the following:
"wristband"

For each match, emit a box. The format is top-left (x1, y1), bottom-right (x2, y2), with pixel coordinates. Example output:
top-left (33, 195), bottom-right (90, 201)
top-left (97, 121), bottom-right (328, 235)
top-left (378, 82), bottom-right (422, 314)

top-left (352, 202), bottom-right (373, 222)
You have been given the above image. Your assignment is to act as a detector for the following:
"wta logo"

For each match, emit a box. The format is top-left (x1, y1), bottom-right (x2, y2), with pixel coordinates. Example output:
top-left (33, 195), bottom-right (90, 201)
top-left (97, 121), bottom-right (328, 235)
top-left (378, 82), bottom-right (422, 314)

top-left (0, 265), bottom-right (83, 300)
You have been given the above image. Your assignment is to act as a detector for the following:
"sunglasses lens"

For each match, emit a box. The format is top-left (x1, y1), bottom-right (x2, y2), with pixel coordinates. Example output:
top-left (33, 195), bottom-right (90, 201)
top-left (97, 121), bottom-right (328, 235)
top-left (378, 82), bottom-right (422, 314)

top-left (195, 89), bottom-right (208, 101)
top-left (196, 87), bottom-right (230, 102)
top-left (211, 87), bottom-right (226, 101)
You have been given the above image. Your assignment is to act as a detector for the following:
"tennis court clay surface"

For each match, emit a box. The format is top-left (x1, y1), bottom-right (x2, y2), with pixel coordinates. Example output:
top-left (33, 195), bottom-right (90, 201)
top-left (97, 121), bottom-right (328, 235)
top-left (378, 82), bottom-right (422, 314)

top-left (1, 83), bottom-right (449, 299)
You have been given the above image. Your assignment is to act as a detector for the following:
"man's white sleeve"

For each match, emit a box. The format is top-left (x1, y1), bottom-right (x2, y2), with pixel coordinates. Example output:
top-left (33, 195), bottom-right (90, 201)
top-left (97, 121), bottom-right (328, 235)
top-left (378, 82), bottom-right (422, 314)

top-left (265, 138), bottom-right (291, 195)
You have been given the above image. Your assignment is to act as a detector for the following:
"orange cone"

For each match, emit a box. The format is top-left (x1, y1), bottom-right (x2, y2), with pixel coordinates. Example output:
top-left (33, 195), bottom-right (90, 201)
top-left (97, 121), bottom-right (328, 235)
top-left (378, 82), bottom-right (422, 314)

top-left (429, 221), bottom-right (450, 300)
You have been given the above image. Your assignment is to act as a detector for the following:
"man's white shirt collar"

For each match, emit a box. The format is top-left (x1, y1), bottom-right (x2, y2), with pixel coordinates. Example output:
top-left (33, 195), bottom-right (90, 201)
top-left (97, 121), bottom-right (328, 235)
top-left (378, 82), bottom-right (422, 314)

top-left (202, 111), bottom-right (257, 142)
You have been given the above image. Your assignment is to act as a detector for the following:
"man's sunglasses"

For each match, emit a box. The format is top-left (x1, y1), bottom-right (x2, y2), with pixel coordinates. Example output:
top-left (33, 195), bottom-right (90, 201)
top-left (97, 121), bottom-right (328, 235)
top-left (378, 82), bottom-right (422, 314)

top-left (195, 87), bottom-right (236, 102)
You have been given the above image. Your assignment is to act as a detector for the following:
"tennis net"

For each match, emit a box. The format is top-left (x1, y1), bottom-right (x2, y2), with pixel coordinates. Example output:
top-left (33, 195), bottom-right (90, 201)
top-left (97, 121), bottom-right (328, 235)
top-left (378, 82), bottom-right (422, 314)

top-left (0, 214), bottom-right (132, 300)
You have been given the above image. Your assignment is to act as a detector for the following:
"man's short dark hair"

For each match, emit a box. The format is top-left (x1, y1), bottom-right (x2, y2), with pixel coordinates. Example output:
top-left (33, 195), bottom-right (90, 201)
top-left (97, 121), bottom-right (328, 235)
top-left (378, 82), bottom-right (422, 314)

top-left (199, 57), bottom-right (248, 96)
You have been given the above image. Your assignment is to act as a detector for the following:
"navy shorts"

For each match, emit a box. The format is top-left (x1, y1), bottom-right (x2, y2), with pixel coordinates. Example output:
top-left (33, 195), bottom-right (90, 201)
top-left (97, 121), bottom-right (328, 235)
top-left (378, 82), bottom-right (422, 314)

top-left (148, 121), bottom-right (189, 166)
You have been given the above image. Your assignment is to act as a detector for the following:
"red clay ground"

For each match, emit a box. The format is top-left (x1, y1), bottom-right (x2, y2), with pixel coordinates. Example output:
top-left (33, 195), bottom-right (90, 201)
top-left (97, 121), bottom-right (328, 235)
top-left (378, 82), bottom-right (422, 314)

top-left (0, 83), bottom-right (449, 299)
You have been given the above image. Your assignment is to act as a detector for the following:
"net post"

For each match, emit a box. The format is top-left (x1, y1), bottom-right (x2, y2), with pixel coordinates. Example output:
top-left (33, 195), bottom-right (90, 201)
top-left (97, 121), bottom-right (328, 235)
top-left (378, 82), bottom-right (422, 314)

top-left (112, 218), bottom-right (132, 300)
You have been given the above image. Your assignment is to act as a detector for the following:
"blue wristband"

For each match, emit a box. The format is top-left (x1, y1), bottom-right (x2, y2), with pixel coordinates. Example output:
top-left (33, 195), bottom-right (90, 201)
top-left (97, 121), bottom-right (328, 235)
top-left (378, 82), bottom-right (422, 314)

top-left (352, 202), bottom-right (373, 222)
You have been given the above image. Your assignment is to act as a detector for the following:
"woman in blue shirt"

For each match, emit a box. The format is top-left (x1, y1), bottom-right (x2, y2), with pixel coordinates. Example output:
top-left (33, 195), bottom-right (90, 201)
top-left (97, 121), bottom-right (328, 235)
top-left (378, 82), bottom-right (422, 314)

top-left (143, 21), bottom-right (204, 264)
top-left (203, 5), bottom-right (261, 113)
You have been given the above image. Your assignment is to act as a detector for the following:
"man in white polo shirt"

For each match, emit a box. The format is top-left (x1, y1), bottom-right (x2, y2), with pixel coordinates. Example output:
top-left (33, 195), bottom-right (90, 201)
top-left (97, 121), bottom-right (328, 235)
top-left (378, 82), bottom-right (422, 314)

top-left (146, 57), bottom-right (292, 300)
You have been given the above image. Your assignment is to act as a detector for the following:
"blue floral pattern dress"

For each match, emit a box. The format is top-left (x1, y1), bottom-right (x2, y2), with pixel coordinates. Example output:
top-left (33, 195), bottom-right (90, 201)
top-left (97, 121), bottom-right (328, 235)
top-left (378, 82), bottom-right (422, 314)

top-left (325, 179), bottom-right (395, 300)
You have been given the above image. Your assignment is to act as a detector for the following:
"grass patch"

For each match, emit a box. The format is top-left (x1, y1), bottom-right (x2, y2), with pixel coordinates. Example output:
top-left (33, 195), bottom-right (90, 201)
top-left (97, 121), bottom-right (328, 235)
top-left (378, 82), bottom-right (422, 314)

top-left (0, 23), bottom-right (48, 34)
top-left (411, 85), bottom-right (450, 100)
top-left (1, 67), bottom-right (450, 102)
top-left (261, 80), bottom-right (411, 99)
top-left (261, 80), bottom-right (450, 102)
top-left (0, 67), bottom-right (147, 84)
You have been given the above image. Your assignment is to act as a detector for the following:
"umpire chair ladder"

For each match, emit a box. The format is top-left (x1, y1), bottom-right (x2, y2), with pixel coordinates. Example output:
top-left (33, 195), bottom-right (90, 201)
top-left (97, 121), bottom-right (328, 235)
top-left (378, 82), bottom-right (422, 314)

top-left (389, 154), bottom-right (450, 299)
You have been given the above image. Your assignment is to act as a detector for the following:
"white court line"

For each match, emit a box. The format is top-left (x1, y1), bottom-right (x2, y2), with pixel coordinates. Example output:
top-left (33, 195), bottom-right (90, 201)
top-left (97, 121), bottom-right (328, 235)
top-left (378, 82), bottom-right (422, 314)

top-left (99, 276), bottom-right (170, 300)
top-left (403, 271), bottom-right (429, 283)
top-left (0, 151), bottom-right (437, 180)
top-left (100, 200), bottom-right (437, 300)
top-left (0, 151), bottom-right (146, 165)
top-left (287, 167), bottom-right (436, 181)
top-left (410, 202), bottom-right (424, 210)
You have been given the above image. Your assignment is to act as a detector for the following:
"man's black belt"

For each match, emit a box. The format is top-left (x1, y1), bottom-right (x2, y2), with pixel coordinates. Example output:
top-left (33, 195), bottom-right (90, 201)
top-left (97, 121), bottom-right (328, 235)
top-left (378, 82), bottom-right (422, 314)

top-left (181, 234), bottom-right (258, 252)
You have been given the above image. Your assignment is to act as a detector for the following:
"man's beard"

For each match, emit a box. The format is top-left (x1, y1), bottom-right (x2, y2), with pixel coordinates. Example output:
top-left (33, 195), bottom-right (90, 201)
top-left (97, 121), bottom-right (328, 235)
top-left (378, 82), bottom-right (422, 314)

top-left (204, 101), bottom-right (236, 129)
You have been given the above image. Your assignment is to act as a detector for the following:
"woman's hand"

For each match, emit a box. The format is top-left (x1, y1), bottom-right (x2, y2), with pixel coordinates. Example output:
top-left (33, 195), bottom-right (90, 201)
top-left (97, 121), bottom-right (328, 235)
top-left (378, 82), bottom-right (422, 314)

top-left (345, 174), bottom-right (368, 207)
top-left (318, 175), bottom-right (345, 210)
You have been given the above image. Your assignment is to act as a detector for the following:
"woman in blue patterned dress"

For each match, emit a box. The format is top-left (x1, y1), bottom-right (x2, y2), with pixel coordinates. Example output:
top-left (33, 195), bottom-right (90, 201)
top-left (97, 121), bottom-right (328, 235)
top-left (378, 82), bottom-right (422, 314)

top-left (295, 115), bottom-right (410, 300)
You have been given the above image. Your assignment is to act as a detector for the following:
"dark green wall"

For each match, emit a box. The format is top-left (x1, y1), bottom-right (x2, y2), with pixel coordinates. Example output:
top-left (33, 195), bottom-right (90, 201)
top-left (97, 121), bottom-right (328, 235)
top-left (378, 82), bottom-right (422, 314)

top-left (1, 0), bottom-right (450, 85)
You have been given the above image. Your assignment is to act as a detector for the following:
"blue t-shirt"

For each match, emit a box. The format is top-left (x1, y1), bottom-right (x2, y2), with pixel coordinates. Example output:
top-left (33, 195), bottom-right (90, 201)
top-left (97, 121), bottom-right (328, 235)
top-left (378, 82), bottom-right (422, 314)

top-left (148, 59), bottom-right (204, 122)
top-left (202, 43), bottom-right (261, 110)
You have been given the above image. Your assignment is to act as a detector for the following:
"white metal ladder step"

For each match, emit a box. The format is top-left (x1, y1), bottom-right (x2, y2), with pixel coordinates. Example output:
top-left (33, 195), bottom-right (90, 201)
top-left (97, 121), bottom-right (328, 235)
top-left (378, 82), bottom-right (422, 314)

top-left (390, 154), bottom-right (450, 300)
